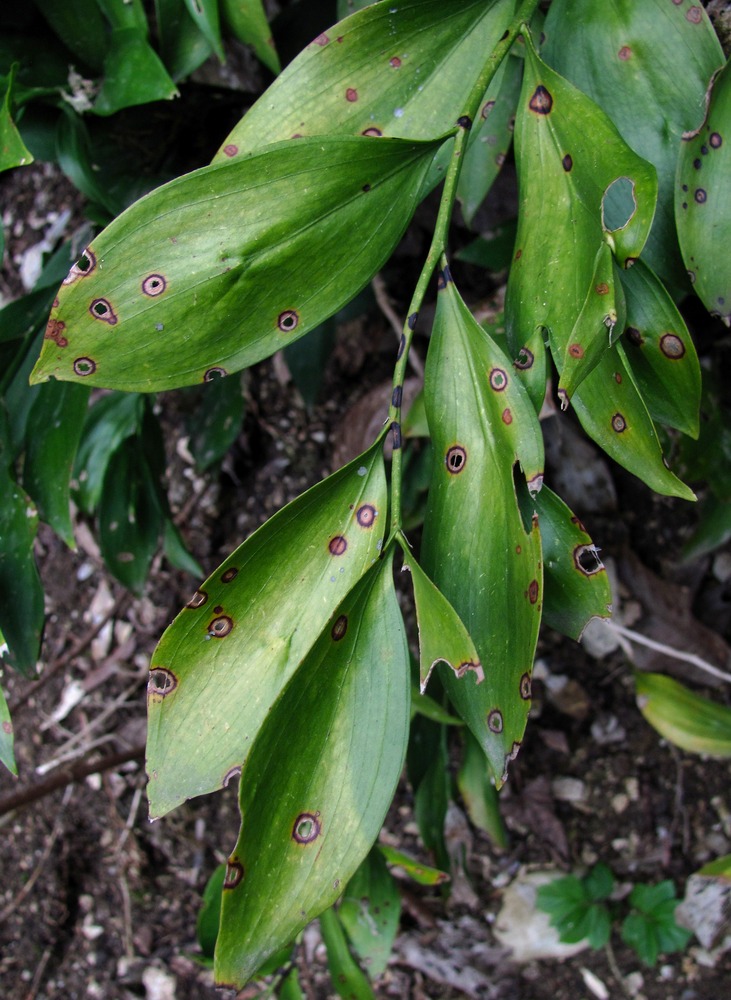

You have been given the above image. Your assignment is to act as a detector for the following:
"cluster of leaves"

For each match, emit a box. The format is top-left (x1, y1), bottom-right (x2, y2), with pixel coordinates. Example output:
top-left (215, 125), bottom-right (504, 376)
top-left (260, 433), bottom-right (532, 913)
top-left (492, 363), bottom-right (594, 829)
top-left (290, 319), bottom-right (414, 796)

top-left (2, 0), bottom-right (730, 992)
top-left (537, 863), bottom-right (692, 968)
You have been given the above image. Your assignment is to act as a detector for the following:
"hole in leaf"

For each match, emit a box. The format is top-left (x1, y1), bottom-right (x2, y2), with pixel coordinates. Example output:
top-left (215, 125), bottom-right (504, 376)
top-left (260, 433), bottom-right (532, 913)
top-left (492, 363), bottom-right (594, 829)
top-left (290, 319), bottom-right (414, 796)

top-left (148, 668), bottom-right (178, 698)
top-left (602, 176), bottom-right (636, 232)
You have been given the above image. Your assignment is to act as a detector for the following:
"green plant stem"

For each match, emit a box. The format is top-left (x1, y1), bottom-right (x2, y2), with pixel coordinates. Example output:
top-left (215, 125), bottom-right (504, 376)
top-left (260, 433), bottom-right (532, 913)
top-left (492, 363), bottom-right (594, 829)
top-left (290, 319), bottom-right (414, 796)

top-left (386, 0), bottom-right (541, 541)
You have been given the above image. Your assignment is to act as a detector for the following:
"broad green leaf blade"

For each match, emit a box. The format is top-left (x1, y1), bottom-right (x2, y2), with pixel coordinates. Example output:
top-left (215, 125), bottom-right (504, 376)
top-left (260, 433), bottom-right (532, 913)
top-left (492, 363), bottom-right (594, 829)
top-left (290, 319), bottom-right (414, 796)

top-left (31, 135), bottom-right (440, 393)
top-left (377, 844), bottom-right (449, 887)
top-left (181, 0), bottom-right (225, 62)
top-left (94, 28), bottom-right (179, 116)
top-left (98, 436), bottom-right (163, 592)
top-left (0, 673), bottom-right (17, 776)
top-left (543, 0), bottom-right (724, 290)
top-left (155, 0), bottom-right (213, 80)
top-left (620, 259), bottom-right (701, 437)
top-left (457, 54), bottom-right (522, 226)
top-left (399, 543), bottom-right (482, 693)
top-left (676, 58), bottom-right (731, 326)
top-left (196, 863), bottom-right (227, 959)
top-left (456, 731), bottom-right (508, 847)
top-left (1, 66), bottom-right (33, 172)
top-left (506, 31), bottom-right (657, 384)
top-left (213, 0), bottom-right (515, 159)
top-left (214, 556), bottom-right (410, 987)
top-left (339, 849), bottom-right (401, 979)
top-left (412, 723), bottom-right (450, 872)
top-left (74, 392), bottom-right (144, 513)
top-left (557, 241), bottom-right (626, 400)
top-left (146, 441), bottom-right (388, 818)
top-left (0, 468), bottom-right (44, 677)
top-left (32, 0), bottom-right (109, 71)
top-left (421, 272), bottom-right (544, 786)
top-left (635, 672), bottom-right (731, 757)
top-left (319, 908), bottom-right (376, 1000)
top-left (22, 381), bottom-right (90, 547)
top-left (220, 0), bottom-right (280, 75)
top-left (570, 345), bottom-right (696, 500)
top-left (187, 373), bottom-right (245, 471)
top-left (519, 484), bottom-right (612, 641)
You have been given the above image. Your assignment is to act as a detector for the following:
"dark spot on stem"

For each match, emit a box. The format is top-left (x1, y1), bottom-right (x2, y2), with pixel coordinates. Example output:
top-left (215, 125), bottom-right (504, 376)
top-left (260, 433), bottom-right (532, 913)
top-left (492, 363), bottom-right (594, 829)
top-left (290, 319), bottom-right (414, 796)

top-left (407, 312), bottom-right (418, 330)
top-left (456, 115), bottom-right (472, 130)
top-left (391, 421), bottom-right (402, 450)
top-left (392, 385), bottom-right (402, 408)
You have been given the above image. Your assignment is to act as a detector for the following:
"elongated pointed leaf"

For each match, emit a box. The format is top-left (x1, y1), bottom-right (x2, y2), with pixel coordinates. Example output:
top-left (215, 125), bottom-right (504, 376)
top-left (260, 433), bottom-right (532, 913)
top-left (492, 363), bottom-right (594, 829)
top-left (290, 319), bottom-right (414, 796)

top-left (339, 849), bottom-right (401, 979)
top-left (213, 0), bottom-right (515, 158)
top-left (676, 58), bottom-right (731, 326)
top-left (421, 272), bottom-right (543, 785)
top-left (0, 673), bottom-right (17, 776)
top-left (181, 0), bottom-right (224, 62)
top-left (155, 0), bottom-right (213, 80)
top-left (22, 380), bottom-right (90, 547)
top-left (543, 0), bottom-right (723, 289)
top-left (457, 731), bottom-right (507, 847)
top-left (94, 28), bottom-right (179, 115)
top-left (619, 259), bottom-right (701, 437)
top-left (378, 844), bottom-right (449, 886)
top-left (0, 467), bottom-right (44, 676)
top-left (1, 67), bottom-right (33, 172)
top-left (320, 908), bottom-right (376, 1000)
top-left (400, 543), bottom-right (482, 693)
top-left (74, 392), bottom-right (145, 513)
top-left (220, 0), bottom-right (280, 75)
top-left (146, 441), bottom-right (388, 817)
top-left (506, 31), bottom-right (657, 385)
top-left (31, 135), bottom-right (440, 392)
top-left (635, 672), bottom-right (731, 757)
top-left (519, 484), bottom-right (612, 641)
top-left (214, 556), bottom-right (410, 987)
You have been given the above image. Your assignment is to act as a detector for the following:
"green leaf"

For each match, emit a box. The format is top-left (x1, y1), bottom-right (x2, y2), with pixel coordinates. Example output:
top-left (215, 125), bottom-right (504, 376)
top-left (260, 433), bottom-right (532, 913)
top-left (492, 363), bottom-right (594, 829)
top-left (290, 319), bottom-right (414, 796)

top-left (682, 495), bottom-right (731, 562)
top-left (196, 863), bottom-right (226, 959)
top-left (283, 319), bottom-right (336, 411)
top-left (31, 135), bottom-right (441, 393)
top-left (698, 853), bottom-right (731, 878)
top-left (187, 372), bottom-right (245, 471)
top-left (279, 968), bottom-right (305, 1000)
top-left (0, 65), bottom-right (33, 172)
top-left (162, 518), bottom-right (203, 579)
top-left (74, 392), bottom-right (144, 513)
top-left (377, 844), bottom-right (449, 887)
top-left (676, 57), bottom-right (731, 326)
top-left (619, 259), bottom-right (701, 437)
top-left (320, 907), bottom-right (376, 1000)
top-left (635, 672), bottom-right (731, 757)
top-left (456, 731), bottom-right (508, 847)
top-left (400, 542), bottom-right (482, 694)
top-left (339, 849), bottom-right (401, 979)
top-left (412, 723), bottom-right (450, 872)
top-left (155, 0), bottom-right (213, 80)
top-left (543, 0), bottom-right (724, 290)
top-left (94, 23), bottom-right (179, 116)
top-left (213, 0), bottom-right (515, 158)
top-left (146, 440), bottom-right (388, 818)
top-left (455, 220), bottom-right (518, 271)
top-left (622, 881), bottom-right (691, 966)
top-left (22, 380), bottom-right (90, 547)
top-left (181, 0), bottom-right (224, 63)
top-left (220, 0), bottom-right (280, 75)
top-left (457, 54), bottom-right (522, 226)
top-left (583, 863), bottom-right (615, 902)
top-left (0, 671), bottom-right (17, 775)
top-left (410, 681), bottom-right (463, 727)
top-left (32, 0), bottom-right (109, 71)
top-left (536, 872), bottom-right (611, 950)
top-left (519, 484), bottom-right (611, 641)
top-left (214, 555), bottom-right (410, 987)
top-left (421, 271), bottom-right (543, 786)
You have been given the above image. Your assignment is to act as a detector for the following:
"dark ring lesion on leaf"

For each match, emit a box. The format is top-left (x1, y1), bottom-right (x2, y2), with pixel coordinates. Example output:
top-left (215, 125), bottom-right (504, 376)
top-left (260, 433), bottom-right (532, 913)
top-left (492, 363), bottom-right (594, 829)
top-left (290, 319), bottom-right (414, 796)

top-left (573, 544), bottom-right (604, 576)
top-left (148, 667), bottom-right (178, 699)
top-left (487, 709), bottom-right (504, 734)
top-left (292, 811), bottom-right (321, 844)
top-left (186, 589), bottom-right (208, 609)
top-left (445, 445), bottom-right (467, 475)
top-left (208, 615), bottom-right (234, 637)
top-left (223, 859), bottom-right (244, 889)
top-left (89, 298), bottom-right (118, 325)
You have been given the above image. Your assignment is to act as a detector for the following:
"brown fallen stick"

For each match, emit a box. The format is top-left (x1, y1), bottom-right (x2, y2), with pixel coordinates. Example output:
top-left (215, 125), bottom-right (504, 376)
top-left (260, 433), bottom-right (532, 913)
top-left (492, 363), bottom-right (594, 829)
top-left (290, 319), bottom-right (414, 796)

top-left (0, 742), bottom-right (145, 817)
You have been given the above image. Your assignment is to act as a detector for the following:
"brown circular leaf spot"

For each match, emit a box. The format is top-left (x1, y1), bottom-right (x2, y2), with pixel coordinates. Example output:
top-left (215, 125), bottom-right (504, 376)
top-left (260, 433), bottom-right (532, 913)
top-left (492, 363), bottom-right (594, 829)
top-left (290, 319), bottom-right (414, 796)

top-left (660, 333), bottom-right (685, 359)
top-left (520, 673), bottom-right (532, 700)
top-left (223, 766), bottom-right (241, 787)
top-left (89, 298), bottom-right (117, 325)
top-left (595, 282), bottom-right (610, 295)
top-left (687, 269), bottom-right (696, 284)
top-left (292, 812), bottom-right (321, 844)
top-left (568, 343), bottom-right (584, 359)
top-left (73, 357), bottom-right (96, 377)
top-left (527, 579), bottom-right (539, 604)
top-left (445, 445), bottom-right (467, 475)
top-left (487, 709), bottom-right (504, 734)
top-left (686, 5), bottom-right (702, 22)
top-left (710, 133), bottom-right (723, 149)
top-left (148, 668), bottom-right (178, 698)
top-left (329, 535), bottom-right (348, 556)
top-left (278, 309), bottom-right (299, 332)
top-left (331, 614), bottom-right (348, 641)
top-left (514, 347), bottom-right (534, 370)
top-left (574, 544), bottom-right (604, 576)
top-left (209, 615), bottom-right (234, 637)
top-left (221, 567), bottom-right (239, 583)
top-left (490, 367), bottom-right (508, 391)
top-left (502, 407), bottom-right (513, 425)
top-left (562, 153), bottom-right (573, 171)
top-left (694, 188), bottom-right (707, 204)
top-left (45, 318), bottom-right (68, 348)
top-left (362, 127), bottom-right (383, 136)
top-left (611, 412), bottom-right (627, 433)
top-left (614, 372), bottom-right (623, 384)
top-left (223, 860), bottom-right (244, 889)
top-left (626, 326), bottom-right (644, 347)
top-left (223, 144), bottom-right (238, 157)
top-left (481, 100), bottom-right (495, 119)
top-left (346, 88), bottom-right (358, 102)
top-left (204, 367), bottom-right (227, 381)
top-left (356, 504), bottom-right (377, 528)
top-left (186, 589), bottom-right (208, 609)
top-left (514, 248), bottom-right (523, 261)
top-left (63, 249), bottom-right (97, 284)
top-left (2, 720), bottom-right (12, 734)
top-left (214, 605), bottom-right (223, 614)
top-left (390, 56), bottom-right (401, 68)
top-left (313, 32), bottom-right (329, 46)
top-left (529, 85), bottom-right (553, 115)
top-left (142, 273), bottom-right (167, 297)
top-left (618, 45), bottom-right (632, 60)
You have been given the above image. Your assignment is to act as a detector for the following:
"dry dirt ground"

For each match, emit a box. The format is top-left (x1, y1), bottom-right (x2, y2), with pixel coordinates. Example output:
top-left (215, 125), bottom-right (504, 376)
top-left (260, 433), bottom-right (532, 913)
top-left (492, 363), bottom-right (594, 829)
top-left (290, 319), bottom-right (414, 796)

top-left (2, 74), bottom-right (731, 1000)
